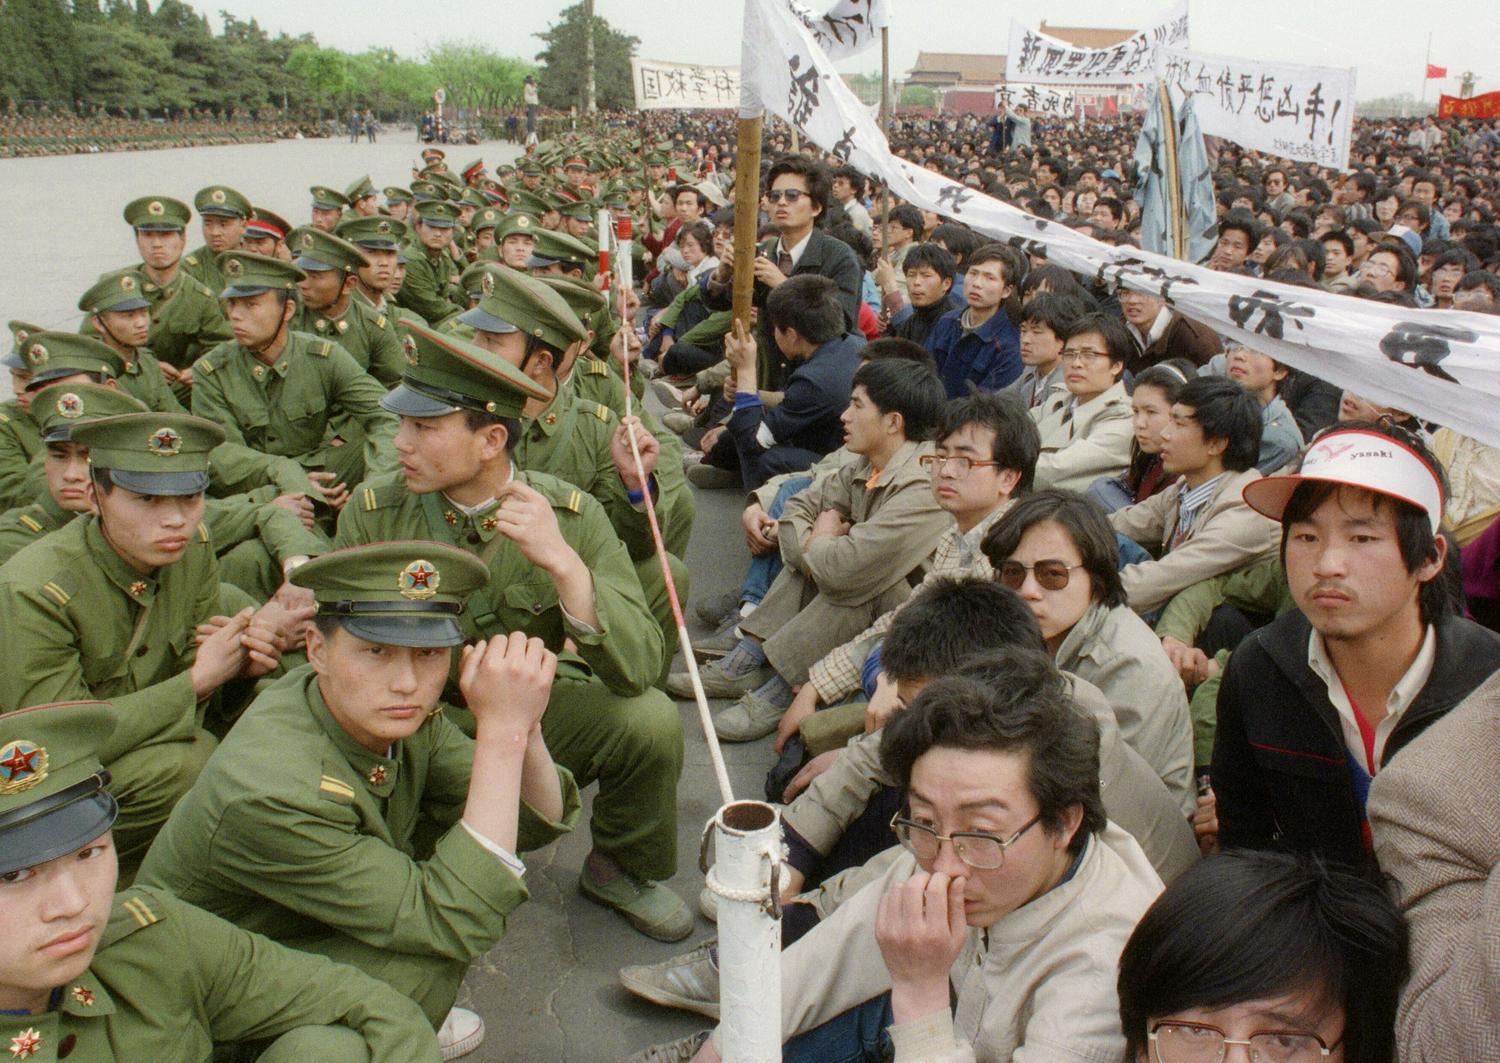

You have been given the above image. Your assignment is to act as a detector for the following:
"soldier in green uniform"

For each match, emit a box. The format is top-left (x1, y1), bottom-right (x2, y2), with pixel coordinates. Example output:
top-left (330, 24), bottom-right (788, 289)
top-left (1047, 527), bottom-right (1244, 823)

top-left (396, 201), bottom-right (468, 325)
top-left (182, 185), bottom-right (252, 296)
top-left (518, 156), bottom-right (545, 191)
top-left (0, 413), bottom-right (291, 875)
top-left (343, 175), bottom-right (379, 219)
top-left (333, 320), bottom-right (692, 942)
top-left (493, 211), bottom-right (538, 271)
top-left (139, 542), bottom-right (578, 1057)
top-left (467, 206), bottom-right (503, 263)
top-left (102, 196), bottom-right (233, 392)
top-left (558, 197), bottom-right (595, 243)
top-left (308, 187), bottom-right (348, 234)
top-left (383, 186), bottom-right (412, 224)
top-left (0, 322), bottom-right (45, 512)
top-left (0, 384), bottom-right (149, 565)
top-left (76, 270), bottom-right (186, 414)
top-left (241, 207), bottom-right (292, 261)
top-left (0, 698), bottom-right (442, 1062)
top-left (456, 272), bottom-right (692, 671)
top-left (191, 252), bottom-right (399, 514)
top-left (335, 215), bottom-right (407, 318)
top-left (287, 227), bottom-right (404, 386)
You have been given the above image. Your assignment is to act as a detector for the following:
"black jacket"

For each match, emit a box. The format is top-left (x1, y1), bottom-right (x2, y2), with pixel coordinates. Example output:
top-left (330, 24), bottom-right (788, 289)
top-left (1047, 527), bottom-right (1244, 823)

top-left (1212, 608), bottom-right (1500, 868)
top-left (705, 228), bottom-right (864, 338)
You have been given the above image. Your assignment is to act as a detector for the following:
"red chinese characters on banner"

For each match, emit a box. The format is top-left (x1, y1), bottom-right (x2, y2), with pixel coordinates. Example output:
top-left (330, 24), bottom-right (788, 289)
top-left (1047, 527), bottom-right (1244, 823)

top-left (1438, 92), bottom-right (1500, 119)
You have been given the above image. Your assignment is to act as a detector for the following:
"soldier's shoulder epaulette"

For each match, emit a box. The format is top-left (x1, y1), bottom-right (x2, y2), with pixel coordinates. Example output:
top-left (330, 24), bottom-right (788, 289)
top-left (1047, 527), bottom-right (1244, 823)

top-left (317, 755), bottom-right (358, 805)
top-left (586, 400), bottom-right (614, 423)
top-left (311, 339), bottom-right (334, 358)
top-left (584, 356), bottom-right (609, 377)
top-left (189, 278), bottom-right (216, 299)
top-left (103, 887), bottom-right (171, 946)
top-left (375, 313), bottom-right (387, 330)
top-left (185, 253), bottom-right (200, 267)
top-left (15, 509), bottom-right (47, 535)
top-left (195, 522), bottom-right (211, 545)
top-left (523, 470), bottom-right (587, 516)
top-left (0, 410), bottom-right (10, 424)
top-left (356, 478), bottom-right (409, 513)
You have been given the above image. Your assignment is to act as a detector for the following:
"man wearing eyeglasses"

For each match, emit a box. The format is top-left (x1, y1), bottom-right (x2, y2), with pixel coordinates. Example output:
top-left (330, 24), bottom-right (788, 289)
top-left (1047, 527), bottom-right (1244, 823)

top-left (626, 642), bottom-right (1163, 1063)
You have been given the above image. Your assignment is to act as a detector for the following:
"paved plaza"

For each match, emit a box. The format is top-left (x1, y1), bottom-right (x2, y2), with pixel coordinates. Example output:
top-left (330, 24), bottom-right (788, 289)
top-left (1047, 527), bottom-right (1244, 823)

top-left (0, 135), bottom-right (773, 1061)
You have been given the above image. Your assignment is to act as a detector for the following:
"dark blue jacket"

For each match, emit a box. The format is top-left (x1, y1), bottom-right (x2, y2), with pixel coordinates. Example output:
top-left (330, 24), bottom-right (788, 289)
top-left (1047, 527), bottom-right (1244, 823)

top-left (923, 306), bottom-right (1022, 398)
top-left (728, 332), bottom-right (865, 458)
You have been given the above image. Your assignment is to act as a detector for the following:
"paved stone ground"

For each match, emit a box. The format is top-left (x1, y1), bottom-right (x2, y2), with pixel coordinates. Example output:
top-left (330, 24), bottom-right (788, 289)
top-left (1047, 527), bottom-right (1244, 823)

top-left (1, 136), bottom-right (778, 1060)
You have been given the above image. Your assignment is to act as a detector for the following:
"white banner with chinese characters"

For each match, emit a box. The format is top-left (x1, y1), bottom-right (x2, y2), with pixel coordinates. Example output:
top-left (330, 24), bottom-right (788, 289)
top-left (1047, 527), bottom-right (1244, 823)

top-left (1158, 49), bottom-right (1356, 170)
top-left (739, 0), bottom-right (1500, 448)
top-left (1006, 0), bottom-right (1189, 85)
top-left (993, 83), bottom-right (1076, 119)
top-left (630, 59), bottom-right (741, 110)
top-left (789, 0), bottom-right (890, 60)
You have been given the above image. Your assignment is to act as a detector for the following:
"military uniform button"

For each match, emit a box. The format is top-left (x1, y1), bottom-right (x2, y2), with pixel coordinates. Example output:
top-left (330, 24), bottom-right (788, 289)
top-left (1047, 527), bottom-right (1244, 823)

top-left (466, 531), bottom-right (480, 545)
top-left (58, 1034), bottom-right (77, 1058)
top-left (136, 644), bottom-right (149, 657)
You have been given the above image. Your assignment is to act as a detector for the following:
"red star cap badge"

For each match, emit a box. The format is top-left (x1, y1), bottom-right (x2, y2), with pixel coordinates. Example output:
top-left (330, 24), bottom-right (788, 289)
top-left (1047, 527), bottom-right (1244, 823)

top-left (9, 1029), bottom-right (41, 1059)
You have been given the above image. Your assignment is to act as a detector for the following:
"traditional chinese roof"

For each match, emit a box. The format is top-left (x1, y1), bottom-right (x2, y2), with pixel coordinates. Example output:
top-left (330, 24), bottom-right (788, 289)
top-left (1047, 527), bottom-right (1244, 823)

top-left (1037, 22), bottom-right (1137, 50)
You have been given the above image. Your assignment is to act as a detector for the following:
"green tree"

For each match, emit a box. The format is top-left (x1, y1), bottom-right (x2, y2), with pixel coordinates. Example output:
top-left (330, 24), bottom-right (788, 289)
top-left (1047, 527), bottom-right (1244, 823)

top-left (425, 42), bottom-right (534, 115)
top-left (899, 84), bottom-right (936, 107)
top-left (286, 43), bottom-right (352, 115)
top-left (0, 0), bottom-right (82, 105)
top-left (533, 3), bottom-right (638, 112)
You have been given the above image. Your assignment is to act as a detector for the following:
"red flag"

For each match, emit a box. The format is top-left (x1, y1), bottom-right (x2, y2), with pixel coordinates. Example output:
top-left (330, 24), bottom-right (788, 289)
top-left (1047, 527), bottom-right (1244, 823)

top-left (1427, 64), bottom-right (1448, 79)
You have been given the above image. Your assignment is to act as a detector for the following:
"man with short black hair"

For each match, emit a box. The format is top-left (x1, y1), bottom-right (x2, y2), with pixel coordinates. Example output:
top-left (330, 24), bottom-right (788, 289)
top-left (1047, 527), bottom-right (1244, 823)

top-left (1118, 287), bottom-right (1221, 376)
top-left (831, 166), bottom-right (872, 235)
top-left (1209, 212), bottom-right (1259, 273)
top-left (922, 243), bottom-right (1024, 397)
top-left (877, 243), bottom-right (961, 347)
top-left (1110, 376), bottom-right (1280, 613)
top-left (1320, 229), bottom-right (1356, 292)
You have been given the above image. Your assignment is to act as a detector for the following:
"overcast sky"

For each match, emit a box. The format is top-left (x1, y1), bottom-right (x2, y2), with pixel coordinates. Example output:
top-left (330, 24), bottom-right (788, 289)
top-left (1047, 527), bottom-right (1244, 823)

top-left (214, 0), bottom-right (1494, 101)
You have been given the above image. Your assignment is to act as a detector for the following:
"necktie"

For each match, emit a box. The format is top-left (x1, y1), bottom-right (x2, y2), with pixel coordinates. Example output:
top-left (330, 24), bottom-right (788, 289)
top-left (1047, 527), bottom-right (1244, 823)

top-left (776, 249), bottom-right (794, 276)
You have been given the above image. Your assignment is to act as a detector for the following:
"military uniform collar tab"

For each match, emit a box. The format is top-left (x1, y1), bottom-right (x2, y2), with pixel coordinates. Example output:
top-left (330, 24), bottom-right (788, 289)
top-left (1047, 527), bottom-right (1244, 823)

top-left (59, 971), bottom-right (114, 1017)
top-left (84, 517), bottom-right (161, 596)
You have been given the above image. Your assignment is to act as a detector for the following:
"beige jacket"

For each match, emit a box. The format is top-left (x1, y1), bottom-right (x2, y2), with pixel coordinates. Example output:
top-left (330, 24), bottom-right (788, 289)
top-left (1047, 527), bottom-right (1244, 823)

top-left (777, 440), bottom-right (949, 608)
top-left (1032, 380), bottom-right (1133, 493)
top-left (1369, 668), bottom-right (1500, 1063)
top-left (1056, 602), bottom-right (1195, 814)
top-left (1109, 466), bottom-right (1280, 613)
top-left (734, 825), bottom-right (1163, 1062)
top-left (783, 674), bottom-right (1199, 886)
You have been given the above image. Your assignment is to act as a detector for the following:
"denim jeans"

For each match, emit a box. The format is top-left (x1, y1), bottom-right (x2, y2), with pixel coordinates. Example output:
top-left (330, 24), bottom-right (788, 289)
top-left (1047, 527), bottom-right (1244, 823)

top-left (740, 475), bottom-right (812, 605)
top-left (1086, 475), bottom-right (1136, 514)
top-left (782, 993), bottom-right (895, 1063)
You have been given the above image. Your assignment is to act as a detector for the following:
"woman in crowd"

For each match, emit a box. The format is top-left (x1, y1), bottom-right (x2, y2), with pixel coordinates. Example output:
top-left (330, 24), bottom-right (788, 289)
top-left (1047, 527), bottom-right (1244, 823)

top-left (1087, 359), bottom-right (1196, 513)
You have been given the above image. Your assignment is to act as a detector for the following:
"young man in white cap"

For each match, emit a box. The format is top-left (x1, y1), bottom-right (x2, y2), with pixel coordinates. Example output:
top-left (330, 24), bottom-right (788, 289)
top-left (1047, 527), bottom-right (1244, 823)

top-left (1209, 420), bottom-right (1500, 867)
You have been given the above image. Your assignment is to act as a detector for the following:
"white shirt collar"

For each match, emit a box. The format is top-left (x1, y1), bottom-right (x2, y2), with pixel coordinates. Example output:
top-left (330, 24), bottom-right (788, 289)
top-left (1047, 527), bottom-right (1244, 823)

top-left (779, 231), bottom-right (813, 268)
top-left (1306, 624), bottom-right (1437, 770)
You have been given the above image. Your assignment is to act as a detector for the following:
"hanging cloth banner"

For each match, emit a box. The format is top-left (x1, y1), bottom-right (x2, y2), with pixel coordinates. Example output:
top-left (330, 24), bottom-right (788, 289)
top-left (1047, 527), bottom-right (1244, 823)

top-left (1438, 91), bottom-right (1500, 119)
top-left (785, 0), bottom-right (891, 61)
top-left (993, 83), bottom-right (1077, 119)
top-left (631, 59), bottom-right (742, 110)
top-left (1159, 49), bottom-right (1356, 170)
top-left (740, 0), bottom-right (1500, 449)
top-left (1005, 0), bottom-right (1188, 85)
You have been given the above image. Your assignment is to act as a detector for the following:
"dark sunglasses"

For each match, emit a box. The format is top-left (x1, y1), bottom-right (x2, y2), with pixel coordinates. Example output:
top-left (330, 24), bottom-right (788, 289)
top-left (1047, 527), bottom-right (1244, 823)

top-left (997, 559), bottom-right (1084, 591)
top-left (765, 189), bottom-right (808, 204)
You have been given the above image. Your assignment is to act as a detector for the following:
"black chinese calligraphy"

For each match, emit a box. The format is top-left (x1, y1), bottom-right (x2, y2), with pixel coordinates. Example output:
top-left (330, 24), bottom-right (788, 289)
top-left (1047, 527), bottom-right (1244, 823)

top-left (787, 54), bottom-right (821, 128)
top-left (1227, 289), bottom-right (1316, 340)
top-left (1378, 321), bottom-right (1477, 383)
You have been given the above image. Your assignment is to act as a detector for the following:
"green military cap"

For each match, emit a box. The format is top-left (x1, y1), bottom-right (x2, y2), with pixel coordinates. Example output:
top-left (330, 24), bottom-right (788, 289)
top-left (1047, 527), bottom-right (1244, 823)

top-left (5, 320), bottom-right (44, 371)
top-left (245, 207), bottom-right (292, 243)
top-left (292, 540), bottom-right (489, 648)
top-left (460, 188), bottom-right (489, 209)
top-left (78, 268), bottom-right (151, 315)
top-left (509, 189), bottom-right (551, 217)
top-left (383, 318), bottom-right (550, 419)
top-left (420, 146), bottom-right (447, 164)
top-left (518, 157), bottom-right (545, 176)
top-left (288, 226), bottom-right (371, 274)
top-left (336, 214), bottom-right (408, 250)
top-left (602, 186), bottom-right (631, 210)
top-left (17, 331), bottom-right (123, 388)
top-left (123, 195), bottom-right (190, 232)
top-left (383, 185), bottom-right (414, 204)
top-left (218, 251), bottom-right (306, 299)
top-left (495, 163), bottom-right (517, 176)
top-left (557, 198), bottom-right (596, 221)
top-left (470, 206), bottom-right (505, 234)
top-left (528, 228), bottom-right (595, 272)
top-left (194, 184), bottom-right (252, 219)
top-left (414, 200), bottom-right (461, 229)
top-left (72, 411), bottom-right (225, 496)
top-left (459, 262), bottom-right (504, 299)
top-left (344, 174), bottom-right (377, 203)
top-left (34, 381), bottom-right (148, 443)
top-left (496, 212), bottom-right (540, 245)
top-left (309, 185), bottom-right (350, 210)
top-left (0, 700), bottom-right (119, 877)
top-left (457, 264), bottom-right (588, 352)
top-left (409, 180), bottom-right (444, 204)
top-left (535, 273), bottom-right (607, 320)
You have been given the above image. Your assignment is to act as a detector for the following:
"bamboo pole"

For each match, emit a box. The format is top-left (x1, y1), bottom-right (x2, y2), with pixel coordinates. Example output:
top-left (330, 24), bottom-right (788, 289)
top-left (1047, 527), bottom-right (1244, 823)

top-left (879, 27), bottom-right (891, 256)
top-left (732, 113), bottom-right (765, 328)
top-left (1157, 79), bottom-right (1187, 261)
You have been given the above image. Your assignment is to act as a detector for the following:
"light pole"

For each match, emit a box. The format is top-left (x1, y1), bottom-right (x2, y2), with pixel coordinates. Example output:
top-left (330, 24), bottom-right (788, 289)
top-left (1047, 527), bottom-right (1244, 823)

top-left (584, 0), bottom-right (597, 116)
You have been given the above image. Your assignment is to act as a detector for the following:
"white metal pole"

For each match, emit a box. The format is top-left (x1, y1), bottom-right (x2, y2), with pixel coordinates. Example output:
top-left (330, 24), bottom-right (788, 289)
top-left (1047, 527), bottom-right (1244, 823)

top-left (705, 801), bottom-right (785, 1063)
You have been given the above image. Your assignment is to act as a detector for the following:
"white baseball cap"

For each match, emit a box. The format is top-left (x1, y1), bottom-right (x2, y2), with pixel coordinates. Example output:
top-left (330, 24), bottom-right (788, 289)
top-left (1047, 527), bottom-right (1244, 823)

top-left (1242, 428), bottom-right (1444, 534)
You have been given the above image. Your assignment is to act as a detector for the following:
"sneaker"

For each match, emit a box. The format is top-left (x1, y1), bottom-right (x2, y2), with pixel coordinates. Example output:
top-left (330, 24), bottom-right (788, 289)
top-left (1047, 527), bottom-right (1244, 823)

top-left (666, 660), bottom-right (770, 700)
top-left (689, 619), bottom-right (741, 662)
top-left (437, 1006), bottom-right (485, 1060)
top-left (618, 1031), bottom-right (711, 1063)
top-left (686, 462), bottom-right (738, 490)
top-left (693, 591), bottom-right (741, 628)
top-left (579, 865), bottom-right (694, 942)
top-left (651, 378), bottom-right (686, 409)
top-left (698, 886), bottom-right (718, 923)
top-left (619, 939), bottom-right (720, 1019)
top-left (661, 411), bottom-right (695, 434)
top-left (713, 690), bottom-right (785, 742)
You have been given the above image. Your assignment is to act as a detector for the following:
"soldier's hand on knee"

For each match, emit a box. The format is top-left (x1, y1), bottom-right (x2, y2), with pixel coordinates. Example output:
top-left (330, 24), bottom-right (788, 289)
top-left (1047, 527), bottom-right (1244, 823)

top-left (460, 631), bottom-right (558, 736)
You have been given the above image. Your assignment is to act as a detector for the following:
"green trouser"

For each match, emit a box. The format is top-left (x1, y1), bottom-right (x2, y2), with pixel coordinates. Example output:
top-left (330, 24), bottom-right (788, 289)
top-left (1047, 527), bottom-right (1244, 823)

top-left (634, 552), bottom-right (690, 686)
top-left (217, 1024), bottom-right (376, 1063)
top-left (544, 665), bottom-right (683, 882)
top-left (287, 932), bottom-right (470, 1029)
top-left (109, 728), bottom-right (218, 882)
top-left (218, 539), bottom-right (282, 603)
